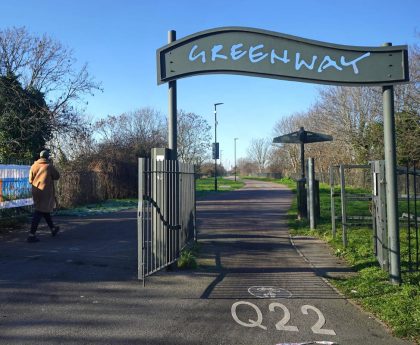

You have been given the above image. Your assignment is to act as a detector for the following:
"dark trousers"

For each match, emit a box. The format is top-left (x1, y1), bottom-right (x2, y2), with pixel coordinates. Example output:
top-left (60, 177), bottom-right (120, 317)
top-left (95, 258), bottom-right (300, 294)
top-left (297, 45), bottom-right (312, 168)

top-left (30, 210), bottom-right (54, 234)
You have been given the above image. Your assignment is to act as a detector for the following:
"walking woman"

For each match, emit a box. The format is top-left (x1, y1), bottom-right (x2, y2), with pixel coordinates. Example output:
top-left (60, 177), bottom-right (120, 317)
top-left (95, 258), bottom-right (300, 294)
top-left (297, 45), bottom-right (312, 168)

top-left (27, 150), bottom-right (60, 243)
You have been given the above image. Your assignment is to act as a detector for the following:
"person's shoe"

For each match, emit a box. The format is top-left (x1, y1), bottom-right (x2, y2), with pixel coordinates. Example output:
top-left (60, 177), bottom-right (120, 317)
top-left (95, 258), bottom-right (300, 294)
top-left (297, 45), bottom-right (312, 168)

top-left (27, 235), bottom-right (40, 243)
top-left (51, 226), bottom-right (60, 237)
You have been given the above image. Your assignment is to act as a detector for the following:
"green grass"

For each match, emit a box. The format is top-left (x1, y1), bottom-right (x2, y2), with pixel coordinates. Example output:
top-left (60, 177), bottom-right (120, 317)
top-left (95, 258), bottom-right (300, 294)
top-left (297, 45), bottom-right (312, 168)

top-left (196, 177), bottom-right (245, 197)
top-left (262, 177), bottom-right (420, 343)
top-left (177, 242), bottom-right (200, 269)
top-left (4, 177), bottom-right (244, 220)
top-left (55, 198), bottom-right (138, 216)
top-left (242, 176), bottom-right (296, 190)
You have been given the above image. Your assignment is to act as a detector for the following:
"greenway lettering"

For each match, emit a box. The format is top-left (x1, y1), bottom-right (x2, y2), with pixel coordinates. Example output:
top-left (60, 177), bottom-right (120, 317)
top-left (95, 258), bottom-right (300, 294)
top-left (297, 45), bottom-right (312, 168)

top-left (189, 43), bottom-right (370, 75)
top-left (157, 27), bottom-right (409, 85)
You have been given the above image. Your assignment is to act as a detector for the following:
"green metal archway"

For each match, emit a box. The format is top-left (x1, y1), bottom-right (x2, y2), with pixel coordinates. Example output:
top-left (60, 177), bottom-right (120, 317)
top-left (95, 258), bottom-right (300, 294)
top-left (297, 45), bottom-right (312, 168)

top-left (156, 26), bottom-right (410, 284)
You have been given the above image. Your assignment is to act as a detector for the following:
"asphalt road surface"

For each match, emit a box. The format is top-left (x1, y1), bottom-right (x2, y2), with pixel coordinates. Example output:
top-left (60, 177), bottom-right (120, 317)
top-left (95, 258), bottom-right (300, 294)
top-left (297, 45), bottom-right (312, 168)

top-left (0, 179), bottom-right (413, 345)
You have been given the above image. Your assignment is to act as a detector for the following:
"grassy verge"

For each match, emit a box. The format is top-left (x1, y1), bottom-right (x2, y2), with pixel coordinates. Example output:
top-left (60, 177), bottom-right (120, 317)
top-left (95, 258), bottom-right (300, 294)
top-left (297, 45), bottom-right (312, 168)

top-left (3, 176), bottom-right (244, 222)
top-left (55, 199), bottom-right (138, 216)
top-left (2, 176), bottom-right (242, 223)
top-left (241, 176), bottom-right (296, 190)
top-left (260, 177), bottom-right (419, 343)
top-left (57, 177), bottom-right (245, 214)
top-left (196, 177), bottom-right (245, 197)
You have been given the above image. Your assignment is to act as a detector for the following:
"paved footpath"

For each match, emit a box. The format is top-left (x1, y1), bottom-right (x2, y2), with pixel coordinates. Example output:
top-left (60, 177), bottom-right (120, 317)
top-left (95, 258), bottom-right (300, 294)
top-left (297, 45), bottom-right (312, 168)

top-left (0, 180), bottom-right (413, 345)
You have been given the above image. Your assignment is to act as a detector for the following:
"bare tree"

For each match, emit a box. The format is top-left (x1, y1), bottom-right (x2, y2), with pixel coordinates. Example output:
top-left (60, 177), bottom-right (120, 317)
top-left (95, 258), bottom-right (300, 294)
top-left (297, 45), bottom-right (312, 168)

top-left (0, 27), bottom-right (101, 139)
top-left (51, 115), bottom-right (96, 163)
top-left (272, 107), bottom-right (351, 178)
top-left (268, 41), bottom-right (419, 179)
top-left (247, 138), bottom-right (272, 173)
top-left (177, 109), bottom-right (212, 166)
top-left (236, 158), bottom-right (258, 176)
top-left (94, 107), bottom-right (166, 159)
top-left (272, 113), bottom-right (307, 177)
top-left (94, 108), bottom-right (213, 165)
top-left (316, 86), bottom-right (383, 164)
top-left (393, 41), bottom-right (420, 165)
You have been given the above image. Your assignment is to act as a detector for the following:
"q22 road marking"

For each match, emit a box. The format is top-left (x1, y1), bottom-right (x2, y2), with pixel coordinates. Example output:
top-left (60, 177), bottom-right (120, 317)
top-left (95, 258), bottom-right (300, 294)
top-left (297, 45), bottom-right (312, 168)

top-left (231, 301), bottom-right (336, 336)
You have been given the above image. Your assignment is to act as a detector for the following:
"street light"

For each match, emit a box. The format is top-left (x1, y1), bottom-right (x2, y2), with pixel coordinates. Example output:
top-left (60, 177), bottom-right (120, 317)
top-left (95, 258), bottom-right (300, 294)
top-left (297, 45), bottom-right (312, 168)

top-left (214, 102), bottom-right (223, 191)
top-left (234, 138), bottom-right (238, 181)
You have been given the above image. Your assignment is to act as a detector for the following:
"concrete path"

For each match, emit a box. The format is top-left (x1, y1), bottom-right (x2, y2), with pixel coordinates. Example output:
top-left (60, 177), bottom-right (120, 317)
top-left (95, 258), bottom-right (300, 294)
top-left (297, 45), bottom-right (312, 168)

top-left (0, 179), bottom-right (413, 344)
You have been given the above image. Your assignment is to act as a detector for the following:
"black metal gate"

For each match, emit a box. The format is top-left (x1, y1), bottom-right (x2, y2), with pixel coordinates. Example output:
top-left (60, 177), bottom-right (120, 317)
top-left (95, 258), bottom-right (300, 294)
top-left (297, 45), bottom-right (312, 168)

top-left (137, 158), bottom-right (196, 284)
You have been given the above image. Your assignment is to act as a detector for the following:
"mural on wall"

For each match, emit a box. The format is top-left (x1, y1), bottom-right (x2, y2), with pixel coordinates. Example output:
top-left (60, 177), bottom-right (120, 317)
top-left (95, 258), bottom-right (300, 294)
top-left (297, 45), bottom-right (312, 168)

top-left (0, 165), bottom-right (33, 209)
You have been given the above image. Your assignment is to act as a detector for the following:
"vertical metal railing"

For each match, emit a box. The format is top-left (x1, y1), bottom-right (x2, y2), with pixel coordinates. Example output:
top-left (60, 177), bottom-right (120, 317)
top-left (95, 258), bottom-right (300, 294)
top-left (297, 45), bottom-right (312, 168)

top-left (414, 165), bottom-right (419, 271)
top-left (138, 158), bottom-right (196, 284)
top-left (339, 165), bottom-right (348, 247)
top-left (406, 163), bottom-right (412, 272)
top-left (330, 166), bottom-right (336, 239)
top-left (397, 163), bottom-right (420, 273)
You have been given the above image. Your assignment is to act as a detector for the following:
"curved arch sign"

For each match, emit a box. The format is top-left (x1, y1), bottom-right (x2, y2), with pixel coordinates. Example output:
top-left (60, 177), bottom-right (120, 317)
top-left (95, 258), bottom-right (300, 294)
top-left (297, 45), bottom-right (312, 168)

top-left (157, 27), bottom-right (409, 86)
top-left (153, 26), bottom-right (409, 285)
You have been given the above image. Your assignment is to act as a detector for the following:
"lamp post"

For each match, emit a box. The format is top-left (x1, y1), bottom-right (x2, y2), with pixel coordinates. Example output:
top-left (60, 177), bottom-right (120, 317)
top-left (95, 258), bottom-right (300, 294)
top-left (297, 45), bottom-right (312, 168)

top-left (214, 103), bottom-right (223, 191)
top-left (234, 138), bottom-right (238, 181)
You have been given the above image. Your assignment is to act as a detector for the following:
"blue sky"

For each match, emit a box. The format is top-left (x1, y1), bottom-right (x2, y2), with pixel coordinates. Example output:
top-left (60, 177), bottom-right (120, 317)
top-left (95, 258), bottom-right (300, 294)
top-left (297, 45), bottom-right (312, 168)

top-left (1, 0), bottom-right (419, 168)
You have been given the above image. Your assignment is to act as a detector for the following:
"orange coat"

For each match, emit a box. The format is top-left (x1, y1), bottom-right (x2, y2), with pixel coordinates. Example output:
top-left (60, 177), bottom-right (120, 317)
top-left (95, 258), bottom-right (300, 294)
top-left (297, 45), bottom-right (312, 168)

top-left (29, 158), bottom-right (60, 212)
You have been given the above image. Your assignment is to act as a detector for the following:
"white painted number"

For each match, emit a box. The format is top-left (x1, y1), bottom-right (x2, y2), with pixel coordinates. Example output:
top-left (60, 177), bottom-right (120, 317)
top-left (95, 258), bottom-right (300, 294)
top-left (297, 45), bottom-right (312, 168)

top-left (231, 301), bottom-right (267, 330)
top-left (301, 305), bottom-right (336, 335)
top-left (231, 302), bottom-right (336, 336)
top-left (268, 302), bottom-right (299, 332)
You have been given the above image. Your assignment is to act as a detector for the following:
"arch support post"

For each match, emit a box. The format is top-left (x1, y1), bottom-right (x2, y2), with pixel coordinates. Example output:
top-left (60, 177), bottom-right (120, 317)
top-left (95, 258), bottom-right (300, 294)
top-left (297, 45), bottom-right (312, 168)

top-left (168, 30), bottom-right (177, 159)
top-left (382, 43), bottom-right (401, 284)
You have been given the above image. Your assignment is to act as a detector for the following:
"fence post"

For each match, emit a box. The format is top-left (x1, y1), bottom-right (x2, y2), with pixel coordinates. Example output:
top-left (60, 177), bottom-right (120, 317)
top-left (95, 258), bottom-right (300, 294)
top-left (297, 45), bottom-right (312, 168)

top-left (340, 165), bottom-right (348, 247)
top-left (330, 166), bottom-right (336, 238)
top-left (138, 158), bottom-right (145, 285)
top-left (406, 163), bottom-right (412, 272)
top-left (414, 164), bottom-right (419, 270)
top-left (194, 166), bottom-right (197, 242)
top-left (308, 158), bottom-right (316, 229)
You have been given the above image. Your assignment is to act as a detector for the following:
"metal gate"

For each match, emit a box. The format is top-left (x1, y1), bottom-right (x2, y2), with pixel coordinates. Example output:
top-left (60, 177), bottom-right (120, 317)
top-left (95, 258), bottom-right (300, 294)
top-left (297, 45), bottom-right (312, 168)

top-left (372, 160), bottom-right (420, 274)
top-left (137, 158), bottom-right (196, 284)
top-left (398, 163), bottom-right (419, 273)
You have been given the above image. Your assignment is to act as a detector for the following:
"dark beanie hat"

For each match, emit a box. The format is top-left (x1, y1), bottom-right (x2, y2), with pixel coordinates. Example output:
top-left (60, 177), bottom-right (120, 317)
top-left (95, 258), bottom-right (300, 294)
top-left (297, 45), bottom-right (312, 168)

top-left (40, 150), bottom-right (50, 159)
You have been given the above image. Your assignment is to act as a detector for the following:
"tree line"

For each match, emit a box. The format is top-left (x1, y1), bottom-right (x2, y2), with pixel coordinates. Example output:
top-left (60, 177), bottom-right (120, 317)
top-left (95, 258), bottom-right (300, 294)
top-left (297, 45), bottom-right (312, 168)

top-left (1, 26), bottom-right (419, 184)
top-left (0, 27), bottom-right (101, 161)
top-left (0, 27), bottom-right (212, 170)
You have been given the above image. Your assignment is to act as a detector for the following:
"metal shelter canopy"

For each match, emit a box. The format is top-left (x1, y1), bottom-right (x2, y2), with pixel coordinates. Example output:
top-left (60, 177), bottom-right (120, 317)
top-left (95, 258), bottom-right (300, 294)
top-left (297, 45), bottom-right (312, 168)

top-left (273, 127), bottom-right (333, 179)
